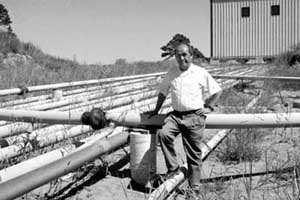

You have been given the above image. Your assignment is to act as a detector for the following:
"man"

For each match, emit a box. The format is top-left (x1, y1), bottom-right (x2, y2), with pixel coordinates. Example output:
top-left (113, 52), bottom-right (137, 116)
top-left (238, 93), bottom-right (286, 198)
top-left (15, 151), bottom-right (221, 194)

top-left (147, 42), bottom-right (221, 198)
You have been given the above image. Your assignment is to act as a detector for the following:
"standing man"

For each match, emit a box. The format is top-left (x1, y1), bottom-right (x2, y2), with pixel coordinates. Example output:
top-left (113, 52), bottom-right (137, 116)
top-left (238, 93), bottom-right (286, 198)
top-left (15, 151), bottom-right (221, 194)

top-left (147, 42), bottom-right (222, 198)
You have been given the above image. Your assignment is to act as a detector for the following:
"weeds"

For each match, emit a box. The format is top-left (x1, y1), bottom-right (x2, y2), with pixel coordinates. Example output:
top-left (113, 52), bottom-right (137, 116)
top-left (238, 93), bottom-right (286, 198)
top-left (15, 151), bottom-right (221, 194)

top-left (274, 43), bottom-right (300, 68)
top-left (216, 129), bottom-right (262, 164)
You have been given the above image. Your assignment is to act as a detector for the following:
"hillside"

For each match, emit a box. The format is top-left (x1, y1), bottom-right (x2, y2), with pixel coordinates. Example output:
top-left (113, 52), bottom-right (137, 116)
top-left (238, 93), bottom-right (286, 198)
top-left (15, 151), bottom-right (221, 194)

top-left (0, 31), bottom-right (177, 89)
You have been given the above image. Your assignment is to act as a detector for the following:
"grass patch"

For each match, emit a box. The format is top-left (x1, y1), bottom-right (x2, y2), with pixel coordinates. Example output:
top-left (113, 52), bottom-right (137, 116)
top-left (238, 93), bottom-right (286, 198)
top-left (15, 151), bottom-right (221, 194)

top-left (216, 129), bottom-right (263, 164)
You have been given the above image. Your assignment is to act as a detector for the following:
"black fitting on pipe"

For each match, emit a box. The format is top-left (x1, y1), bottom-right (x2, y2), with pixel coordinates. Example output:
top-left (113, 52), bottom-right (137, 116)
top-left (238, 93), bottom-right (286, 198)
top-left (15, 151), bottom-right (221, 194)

top-left (81, 107), bottom-right (107, 130)
top-left (18, 86), bottom-right (29, 96)
top-left (0, 138), bottom-right (9, 148)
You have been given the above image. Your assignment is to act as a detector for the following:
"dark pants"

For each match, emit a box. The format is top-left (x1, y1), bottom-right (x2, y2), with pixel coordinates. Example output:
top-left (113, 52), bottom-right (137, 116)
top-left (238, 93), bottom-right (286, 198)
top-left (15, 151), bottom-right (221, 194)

top-left (158, 110), bottom-right (206, 188)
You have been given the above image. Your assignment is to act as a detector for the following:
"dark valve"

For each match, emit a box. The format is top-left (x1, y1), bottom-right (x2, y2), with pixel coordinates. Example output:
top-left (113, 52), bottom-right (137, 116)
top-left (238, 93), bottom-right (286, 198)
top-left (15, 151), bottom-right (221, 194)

top-left (81, 107), bottom-right (107, 130)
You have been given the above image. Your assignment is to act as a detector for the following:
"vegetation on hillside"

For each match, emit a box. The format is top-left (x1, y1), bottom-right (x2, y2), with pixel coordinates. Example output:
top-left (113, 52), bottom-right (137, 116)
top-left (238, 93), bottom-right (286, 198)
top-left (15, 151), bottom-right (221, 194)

top-left (0, 30), bottom-right (178, 89)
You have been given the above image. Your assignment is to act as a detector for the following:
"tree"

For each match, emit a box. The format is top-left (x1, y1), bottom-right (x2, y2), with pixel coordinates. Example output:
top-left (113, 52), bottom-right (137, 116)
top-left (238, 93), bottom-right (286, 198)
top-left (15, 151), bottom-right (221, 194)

top-left (115, 58), bottom-right (127, 66)
top-left (0, 4), bottom-right (12, 26)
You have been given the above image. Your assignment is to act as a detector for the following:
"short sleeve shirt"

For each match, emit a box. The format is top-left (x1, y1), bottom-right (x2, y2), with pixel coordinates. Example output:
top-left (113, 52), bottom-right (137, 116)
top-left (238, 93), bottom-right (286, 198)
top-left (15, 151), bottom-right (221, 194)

top-left (158, 63), bottom-right (221, 111)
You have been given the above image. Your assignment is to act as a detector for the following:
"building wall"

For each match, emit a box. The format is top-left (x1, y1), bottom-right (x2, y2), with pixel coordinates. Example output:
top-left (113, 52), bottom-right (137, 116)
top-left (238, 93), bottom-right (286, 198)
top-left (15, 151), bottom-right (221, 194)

top-left (211, 0), bottom-right (300, 59)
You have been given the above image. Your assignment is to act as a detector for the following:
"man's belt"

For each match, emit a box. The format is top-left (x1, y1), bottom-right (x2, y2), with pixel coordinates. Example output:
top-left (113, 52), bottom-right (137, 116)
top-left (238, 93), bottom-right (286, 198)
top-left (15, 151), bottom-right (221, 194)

top-left (173, 109), bottom-right (203, 116)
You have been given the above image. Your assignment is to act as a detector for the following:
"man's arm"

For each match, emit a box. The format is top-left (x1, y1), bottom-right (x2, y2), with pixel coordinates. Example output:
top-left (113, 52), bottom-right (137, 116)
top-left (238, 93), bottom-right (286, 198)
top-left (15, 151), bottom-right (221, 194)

top-left (145, 93), bottom-right (166, 117)
top-left (204, 91), bottom-right (221, 111)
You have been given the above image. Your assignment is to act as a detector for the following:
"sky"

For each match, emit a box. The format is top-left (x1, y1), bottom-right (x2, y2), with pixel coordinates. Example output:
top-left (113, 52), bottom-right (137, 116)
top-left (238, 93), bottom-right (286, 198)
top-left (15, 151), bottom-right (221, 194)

top-left (2, 0), bottom-right (210, 64)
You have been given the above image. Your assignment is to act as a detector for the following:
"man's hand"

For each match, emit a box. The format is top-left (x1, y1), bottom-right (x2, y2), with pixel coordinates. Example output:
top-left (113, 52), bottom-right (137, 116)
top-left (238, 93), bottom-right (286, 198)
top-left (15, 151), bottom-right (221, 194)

top-left (144, 110), bottom-right (159, 119)
top-left (195, 108), bottom-right (212, 116)
top-left (202, 107), bottom-right (213, 114)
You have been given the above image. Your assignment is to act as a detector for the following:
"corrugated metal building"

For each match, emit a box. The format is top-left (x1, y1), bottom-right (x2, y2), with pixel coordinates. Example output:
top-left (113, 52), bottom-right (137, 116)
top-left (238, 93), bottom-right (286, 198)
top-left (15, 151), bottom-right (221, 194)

top-left (211, 0), bottom-right (300, 60)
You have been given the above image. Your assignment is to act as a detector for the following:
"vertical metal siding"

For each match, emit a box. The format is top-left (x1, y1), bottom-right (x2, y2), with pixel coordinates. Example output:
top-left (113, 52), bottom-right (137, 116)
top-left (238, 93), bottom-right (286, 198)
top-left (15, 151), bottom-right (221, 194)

top-left (211, 0), bottom-right (300, 59)
top-left (225, 2), bottom-right (230, 57)
top-left (280, 0), bottom-right (285, 54)
top-left (286, 1), bottom-right (291, 50)
top-left (241, 0), bottom-right (246, 57)
top-left (278, 0), bottom-right (282, 54)
top-left (298, 0), bottom-right (300, 45)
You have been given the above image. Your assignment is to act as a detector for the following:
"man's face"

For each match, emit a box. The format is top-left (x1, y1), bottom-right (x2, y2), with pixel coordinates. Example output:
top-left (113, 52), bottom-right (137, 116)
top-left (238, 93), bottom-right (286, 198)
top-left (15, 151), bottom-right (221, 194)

top-left (175, 44), bottom-right (192, 71)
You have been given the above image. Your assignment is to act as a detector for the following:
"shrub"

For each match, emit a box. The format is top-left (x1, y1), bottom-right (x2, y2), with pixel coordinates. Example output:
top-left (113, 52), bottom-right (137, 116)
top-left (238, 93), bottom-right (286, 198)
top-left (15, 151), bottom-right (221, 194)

top-left (0, 32), bottom-right (21, 55)
top-left (274, 43), bottom-right (300, 67)
top-left (216, 129), bottom-right (263, 164)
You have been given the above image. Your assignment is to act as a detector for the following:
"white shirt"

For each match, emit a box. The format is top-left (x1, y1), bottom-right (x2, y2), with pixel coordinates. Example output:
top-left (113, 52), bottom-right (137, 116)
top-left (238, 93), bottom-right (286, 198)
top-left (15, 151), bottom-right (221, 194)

top-left (158, 63), bottom-right (221, 111)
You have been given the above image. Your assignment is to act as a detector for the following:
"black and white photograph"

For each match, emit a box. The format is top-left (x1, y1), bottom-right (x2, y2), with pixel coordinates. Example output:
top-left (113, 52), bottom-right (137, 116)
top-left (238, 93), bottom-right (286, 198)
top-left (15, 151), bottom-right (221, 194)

top-left (0, 0), bottom-right (300, 199)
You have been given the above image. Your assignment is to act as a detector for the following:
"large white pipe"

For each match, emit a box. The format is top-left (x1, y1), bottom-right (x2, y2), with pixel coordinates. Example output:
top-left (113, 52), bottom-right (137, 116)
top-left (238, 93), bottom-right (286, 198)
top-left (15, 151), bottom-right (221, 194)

top-left (0, 147), bottom-right (73, 182)
top-left (0, 125), bottom-right (90, 161)
top-left (213, 74), bottom-right (300, 81)
top-left (206, 64), bottom-right (255, 74)
top-left (106, 112), bottom-right (300, 129)
top-left (4, 124), bottom-right (72, 145)
top-left (0, 72), bottom-right (165, 96)
top-left (0, 109), bottom-right (82, 125)
top-left (0, 131), bottom-right (130, 200)
top-left (0, 123), bottom-right (34, 139)
top-left (0, 94), bottom-right (52, 108)
top-left (36, 125), bottom-right (92, 147)
top-left (1, 109), bottom-right (300, 129)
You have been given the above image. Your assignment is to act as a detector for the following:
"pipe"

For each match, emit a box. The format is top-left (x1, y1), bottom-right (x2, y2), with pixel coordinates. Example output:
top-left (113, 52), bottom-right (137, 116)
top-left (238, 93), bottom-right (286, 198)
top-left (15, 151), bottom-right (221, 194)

top-left (1, 109), bottom-right (300, 129)
top-left (0, 72), bottom-right (165, 96)
top-left (213, 74), bottom-right (300, 81)
top-left (0, 109), bottom-right (82, 125)
top-left (106, 112), bottom-right (300, 129)
top-left (0, 122), bottom-right (33, 138)
top-left (0, 131), bottom-right (129, 200)
top-left (0, 125), bottom-right (91, 161)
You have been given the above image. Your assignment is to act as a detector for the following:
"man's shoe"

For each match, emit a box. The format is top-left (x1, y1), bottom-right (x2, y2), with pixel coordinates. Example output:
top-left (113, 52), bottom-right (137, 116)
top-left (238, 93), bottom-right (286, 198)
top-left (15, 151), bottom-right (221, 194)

top-left (185, 186), bottom-right (201, 200)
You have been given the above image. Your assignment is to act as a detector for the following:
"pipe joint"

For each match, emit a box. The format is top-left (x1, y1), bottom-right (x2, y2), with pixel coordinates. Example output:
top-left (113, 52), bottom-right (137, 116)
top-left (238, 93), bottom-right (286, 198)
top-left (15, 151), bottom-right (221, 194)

top-left (81, 107), bottom-right (107, 130)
